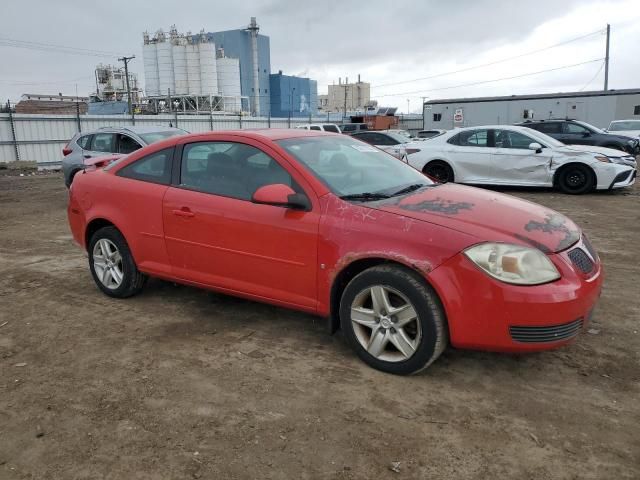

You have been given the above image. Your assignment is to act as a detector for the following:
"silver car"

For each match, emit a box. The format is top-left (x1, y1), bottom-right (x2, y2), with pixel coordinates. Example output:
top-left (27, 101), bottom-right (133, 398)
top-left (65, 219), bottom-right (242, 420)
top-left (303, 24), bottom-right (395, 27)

top-left (62, 126), bottom-right (187, 187)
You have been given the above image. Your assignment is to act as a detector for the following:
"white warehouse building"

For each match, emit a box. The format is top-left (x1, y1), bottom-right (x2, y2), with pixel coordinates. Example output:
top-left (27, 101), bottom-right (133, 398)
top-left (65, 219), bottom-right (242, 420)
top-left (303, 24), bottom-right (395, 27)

top-left (142, 27), bottom-right (244, 112)
top-left (422, 89), bottom-right (640, 130)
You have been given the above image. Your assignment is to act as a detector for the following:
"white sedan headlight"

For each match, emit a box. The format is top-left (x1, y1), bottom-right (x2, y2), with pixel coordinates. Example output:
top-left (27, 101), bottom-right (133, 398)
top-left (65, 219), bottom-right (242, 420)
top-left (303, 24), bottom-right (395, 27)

top-left (464, 243), bottom-right (560, 285)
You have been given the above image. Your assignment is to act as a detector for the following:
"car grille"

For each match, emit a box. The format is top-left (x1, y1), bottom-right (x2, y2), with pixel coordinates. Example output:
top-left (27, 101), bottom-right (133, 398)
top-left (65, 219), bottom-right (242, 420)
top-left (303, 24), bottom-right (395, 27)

top-left (510, 318), bottom-right (583, 343)
top-left (568, 248), bottom-right (595, 274)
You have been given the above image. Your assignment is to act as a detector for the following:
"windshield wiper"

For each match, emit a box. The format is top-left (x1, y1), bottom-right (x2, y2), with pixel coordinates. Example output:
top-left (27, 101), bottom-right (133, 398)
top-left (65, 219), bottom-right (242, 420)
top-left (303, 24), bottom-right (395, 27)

top-left (339, 192), bottom-right (391, 201)
top-left (390, 183), bottom-right (428, 197)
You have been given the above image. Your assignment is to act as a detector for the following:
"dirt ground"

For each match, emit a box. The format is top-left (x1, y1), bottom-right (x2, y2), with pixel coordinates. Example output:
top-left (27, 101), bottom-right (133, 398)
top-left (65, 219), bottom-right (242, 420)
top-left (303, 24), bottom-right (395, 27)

top-left (1, 173), bottom-right (638, 480)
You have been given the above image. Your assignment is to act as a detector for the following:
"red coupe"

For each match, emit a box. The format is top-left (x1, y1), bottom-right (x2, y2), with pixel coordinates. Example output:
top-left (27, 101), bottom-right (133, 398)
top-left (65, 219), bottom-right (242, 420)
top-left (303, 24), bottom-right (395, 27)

top-left (67, 129), bottom-right (603, 374)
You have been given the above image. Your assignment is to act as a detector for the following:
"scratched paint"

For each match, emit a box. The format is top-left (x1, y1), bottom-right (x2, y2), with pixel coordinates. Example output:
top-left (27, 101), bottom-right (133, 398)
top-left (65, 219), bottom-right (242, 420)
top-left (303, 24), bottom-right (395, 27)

top-left (397, 197), bottom-right (474, 215)
top-left (524, 213), bottom-right (580, 252)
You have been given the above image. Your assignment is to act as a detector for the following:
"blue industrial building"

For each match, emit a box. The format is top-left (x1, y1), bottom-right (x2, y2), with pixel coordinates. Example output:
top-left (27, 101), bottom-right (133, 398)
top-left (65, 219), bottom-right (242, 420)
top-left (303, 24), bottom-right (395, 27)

top-left (269, 71), bottom-right (318, 118)
top-left (205, 26), bottom-right (271, 116)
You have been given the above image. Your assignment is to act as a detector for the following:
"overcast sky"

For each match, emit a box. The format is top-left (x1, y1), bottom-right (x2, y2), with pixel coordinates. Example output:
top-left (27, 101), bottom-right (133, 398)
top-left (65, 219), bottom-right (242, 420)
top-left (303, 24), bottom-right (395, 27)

top-left (1, 0), bottom-right (639, 112)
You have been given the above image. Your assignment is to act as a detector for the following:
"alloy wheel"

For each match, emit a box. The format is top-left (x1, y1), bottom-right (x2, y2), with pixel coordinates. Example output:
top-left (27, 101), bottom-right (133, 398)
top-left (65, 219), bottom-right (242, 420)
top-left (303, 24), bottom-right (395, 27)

top-left (92, 238), bottom-right (124, 290)
top-left (350, 285), bottom-right (422, 362)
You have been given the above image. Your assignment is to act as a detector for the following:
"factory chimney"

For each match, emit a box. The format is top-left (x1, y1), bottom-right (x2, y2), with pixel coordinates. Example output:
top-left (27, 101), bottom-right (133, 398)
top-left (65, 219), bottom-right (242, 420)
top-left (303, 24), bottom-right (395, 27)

top-left (246, 17), bottom-right (260, 116)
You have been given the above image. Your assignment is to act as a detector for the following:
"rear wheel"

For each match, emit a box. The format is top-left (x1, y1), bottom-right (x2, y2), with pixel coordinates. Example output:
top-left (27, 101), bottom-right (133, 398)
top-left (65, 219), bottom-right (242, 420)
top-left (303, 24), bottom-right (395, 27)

top-left (339, 265), bottom-right (447, 375)
top-left (88, 226), bottom-right (146, 298)
top-left (556, 164), bottom-right (595, 194)
top-left (423, 161), bottom-right (454, 183)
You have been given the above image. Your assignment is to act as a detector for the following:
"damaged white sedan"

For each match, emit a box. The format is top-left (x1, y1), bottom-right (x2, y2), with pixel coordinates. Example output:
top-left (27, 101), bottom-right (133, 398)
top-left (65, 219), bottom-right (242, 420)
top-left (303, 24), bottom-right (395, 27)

top-left (406, 125), bottom-right (637, 194)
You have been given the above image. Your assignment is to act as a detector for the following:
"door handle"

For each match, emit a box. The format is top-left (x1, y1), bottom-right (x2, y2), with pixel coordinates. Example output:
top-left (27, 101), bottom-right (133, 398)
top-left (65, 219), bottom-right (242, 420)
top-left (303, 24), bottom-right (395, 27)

top-left (83, 154), bottom-right (91, 158)
top-left (172, 208), bottom-right (195, 218)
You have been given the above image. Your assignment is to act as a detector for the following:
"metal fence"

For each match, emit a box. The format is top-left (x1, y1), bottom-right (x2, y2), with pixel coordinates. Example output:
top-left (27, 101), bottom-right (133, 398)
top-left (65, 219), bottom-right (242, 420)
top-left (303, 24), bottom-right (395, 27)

top-left (0, 111), bottom-right (424, 166)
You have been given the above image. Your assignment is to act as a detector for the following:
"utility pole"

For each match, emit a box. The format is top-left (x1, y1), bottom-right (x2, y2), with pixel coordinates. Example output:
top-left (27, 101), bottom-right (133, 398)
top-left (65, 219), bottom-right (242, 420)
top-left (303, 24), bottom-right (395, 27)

top-left (604, 24), bottom-right (610, 91)
top-left (118, 55), bottom-right (135, 123)
top-left (343, 84), bottom-right (348, 120)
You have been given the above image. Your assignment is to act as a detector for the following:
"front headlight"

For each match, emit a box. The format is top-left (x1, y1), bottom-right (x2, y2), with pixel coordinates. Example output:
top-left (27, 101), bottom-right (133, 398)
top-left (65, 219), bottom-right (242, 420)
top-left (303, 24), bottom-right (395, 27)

top-left (464, 243), bottom-right (560, 285)
top-left (594, 155), bottom-right (611, 163)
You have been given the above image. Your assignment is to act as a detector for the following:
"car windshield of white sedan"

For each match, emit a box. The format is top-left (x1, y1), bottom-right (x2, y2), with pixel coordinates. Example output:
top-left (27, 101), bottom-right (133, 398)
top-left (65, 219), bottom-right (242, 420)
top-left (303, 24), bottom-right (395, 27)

top-left (609, 121), bottom-right (640, 132)
top-left (278, 136), bottom-right (434, 199)
top-left (139, 130), bottom-right (186, 144)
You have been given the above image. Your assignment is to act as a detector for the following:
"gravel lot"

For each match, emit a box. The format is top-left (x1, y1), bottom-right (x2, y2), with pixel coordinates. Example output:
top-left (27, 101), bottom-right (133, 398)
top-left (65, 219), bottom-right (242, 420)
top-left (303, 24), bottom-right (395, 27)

top-left (1, 172), bottom-right (639, 479)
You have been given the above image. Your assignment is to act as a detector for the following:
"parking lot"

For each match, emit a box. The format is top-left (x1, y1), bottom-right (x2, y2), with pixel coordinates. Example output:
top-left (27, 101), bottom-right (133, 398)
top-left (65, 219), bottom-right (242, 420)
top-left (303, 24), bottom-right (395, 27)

top-left (0, 171), bottom-right (638, 479)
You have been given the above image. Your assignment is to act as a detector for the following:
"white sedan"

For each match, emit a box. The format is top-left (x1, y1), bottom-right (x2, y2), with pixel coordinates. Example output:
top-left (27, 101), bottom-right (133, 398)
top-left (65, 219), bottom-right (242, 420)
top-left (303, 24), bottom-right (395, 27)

top-left (405, 125), bottom-right (637, 194)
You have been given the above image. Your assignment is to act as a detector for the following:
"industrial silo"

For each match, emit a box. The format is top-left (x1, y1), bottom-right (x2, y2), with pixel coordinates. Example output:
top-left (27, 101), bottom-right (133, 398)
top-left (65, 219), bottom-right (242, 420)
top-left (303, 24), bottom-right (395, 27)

top-left (185, 39), bottom-right (201, 96)
top-left (142, 33), bottom-right (159, 97)
top-left (199, 40), bottom-right (218, 97)
top-left (216, 56), bottom-right (241, 112)
top-left (172, 38), bottom-right (188, 95)
top-left (156, 33), bottom-right (175, 96)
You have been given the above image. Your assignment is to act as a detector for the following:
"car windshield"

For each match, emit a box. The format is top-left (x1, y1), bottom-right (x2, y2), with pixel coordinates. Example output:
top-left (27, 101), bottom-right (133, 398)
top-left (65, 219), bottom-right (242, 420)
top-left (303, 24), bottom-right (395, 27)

top-left (139, 130), bottom-right (186, 144)
top-left (574, 121), bottom-right (604, 134)
top-left (277, 136), bottom-right (434, 198)
top-left (609, 120), bottom-right (640, 131)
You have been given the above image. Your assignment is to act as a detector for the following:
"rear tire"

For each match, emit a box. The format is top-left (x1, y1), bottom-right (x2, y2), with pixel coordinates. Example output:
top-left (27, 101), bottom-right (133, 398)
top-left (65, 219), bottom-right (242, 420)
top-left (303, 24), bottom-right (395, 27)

top-left (339, 265), bottom-right (448, 375)
top-left (556, 164), bottom-right (595, 194)
top-left (423, 161), bottom-right (454, 183)
top-left (88, 226), bottom-right (146, 298)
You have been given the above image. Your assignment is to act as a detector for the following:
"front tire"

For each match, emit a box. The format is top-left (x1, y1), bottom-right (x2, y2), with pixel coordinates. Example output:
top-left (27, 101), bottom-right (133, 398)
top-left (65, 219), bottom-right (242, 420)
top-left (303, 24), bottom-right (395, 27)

top-left (88, 226), bottom-right (146, 298)
top-left (339, 265), bottom-right (448, 375)
top-left (556, 164), bottom-right (595, 194)
top-left (423, 160), bottom-right (454, 183)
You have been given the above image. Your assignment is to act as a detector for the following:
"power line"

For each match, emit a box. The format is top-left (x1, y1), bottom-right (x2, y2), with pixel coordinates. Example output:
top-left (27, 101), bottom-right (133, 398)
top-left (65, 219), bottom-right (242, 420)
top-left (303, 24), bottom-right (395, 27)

top-left (0, 36), bottom-right (126, 58)
top-left (579, 60), bottom-right (606, 92)
top-left (374, 58), bottom-right (605, 98)
top-left (371, 28), bottom-right (605, 90)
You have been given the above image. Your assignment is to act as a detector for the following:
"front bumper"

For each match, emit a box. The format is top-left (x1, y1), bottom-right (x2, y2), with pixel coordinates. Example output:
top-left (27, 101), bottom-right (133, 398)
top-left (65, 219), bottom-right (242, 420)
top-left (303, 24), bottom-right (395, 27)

top-left (609, 168), bottom-right (636, 189)
top-left (427, 237), bottom-right (603, 352)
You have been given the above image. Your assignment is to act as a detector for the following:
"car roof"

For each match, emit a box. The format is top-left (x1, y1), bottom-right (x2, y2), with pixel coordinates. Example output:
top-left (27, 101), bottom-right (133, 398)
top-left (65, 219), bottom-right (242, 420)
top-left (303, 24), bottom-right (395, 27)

top-left (179, 128), bottom-right (336, 142)
top-left (95, 125), bottom-right (184, 134)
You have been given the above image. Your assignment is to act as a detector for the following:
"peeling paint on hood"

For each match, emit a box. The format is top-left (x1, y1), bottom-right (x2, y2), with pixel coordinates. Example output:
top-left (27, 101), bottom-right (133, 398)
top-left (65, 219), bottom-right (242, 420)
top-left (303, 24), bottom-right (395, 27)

top-left (369, 184), bottom-right (581, 254)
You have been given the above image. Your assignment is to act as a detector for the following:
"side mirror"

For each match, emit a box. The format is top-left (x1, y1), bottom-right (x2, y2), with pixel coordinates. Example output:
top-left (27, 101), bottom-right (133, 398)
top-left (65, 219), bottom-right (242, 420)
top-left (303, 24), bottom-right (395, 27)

top-left (252, 184), bottom-right (310, 210)
top-left (582, 131), bottom-right (591, 137)
top-left (528, 142), bottom-right (543, 154)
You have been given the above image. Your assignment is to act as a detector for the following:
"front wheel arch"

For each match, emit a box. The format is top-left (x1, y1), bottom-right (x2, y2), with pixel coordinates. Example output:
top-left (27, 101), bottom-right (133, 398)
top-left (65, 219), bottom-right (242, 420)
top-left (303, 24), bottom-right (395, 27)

top-left (553, 162), bottom-right (596, 194)
top-left (422, 160), bottom-right (455, 183)
top-left (329, 257), bottom-right (441, 333)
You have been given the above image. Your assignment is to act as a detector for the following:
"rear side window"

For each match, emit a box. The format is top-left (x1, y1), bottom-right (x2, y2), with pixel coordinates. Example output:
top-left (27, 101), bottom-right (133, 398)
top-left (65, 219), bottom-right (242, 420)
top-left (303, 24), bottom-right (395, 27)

top-left (77, 135), bottom-right (92, 149)
top-left (117, 148), bottom-right (173, 185)
top-left (531, 122), bottom-right (562, 134)
top-left (565, 123), bottom-right (589, 134)
top-left (309, 126), bottom-right (322, 131)
top-left (180, 142), bottom-right (294, 201)
top-left (91, 133), bottom-right (116, 153)
top-left (323, 125), bottom-right (340, 133)
top-left (341, 124), bottom-right (355, 132)
top-left (458, 130), bottom-right (489, 147)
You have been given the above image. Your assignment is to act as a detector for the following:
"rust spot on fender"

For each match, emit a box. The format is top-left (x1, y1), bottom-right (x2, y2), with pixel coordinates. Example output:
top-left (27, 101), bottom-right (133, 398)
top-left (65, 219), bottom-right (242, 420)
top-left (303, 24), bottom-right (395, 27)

top-left (524, 213), bottom-right (580, 252)
top-left (329, 251), bottom-right (433, 285)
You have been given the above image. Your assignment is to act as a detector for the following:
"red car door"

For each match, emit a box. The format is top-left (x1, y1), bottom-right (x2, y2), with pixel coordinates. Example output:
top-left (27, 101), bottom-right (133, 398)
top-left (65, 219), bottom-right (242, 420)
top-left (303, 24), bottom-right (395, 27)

top-left (162, 138), bottom-right (320, 311)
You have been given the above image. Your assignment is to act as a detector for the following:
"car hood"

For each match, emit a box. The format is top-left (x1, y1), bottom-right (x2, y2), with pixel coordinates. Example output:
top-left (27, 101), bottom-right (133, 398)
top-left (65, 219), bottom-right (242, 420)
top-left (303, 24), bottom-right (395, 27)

top-left (370, 184), bottom-right (580, 253)
top-left (608, 129), bottom-right (640, 138)
top-left (560, 144), bottom-right (630, 157)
